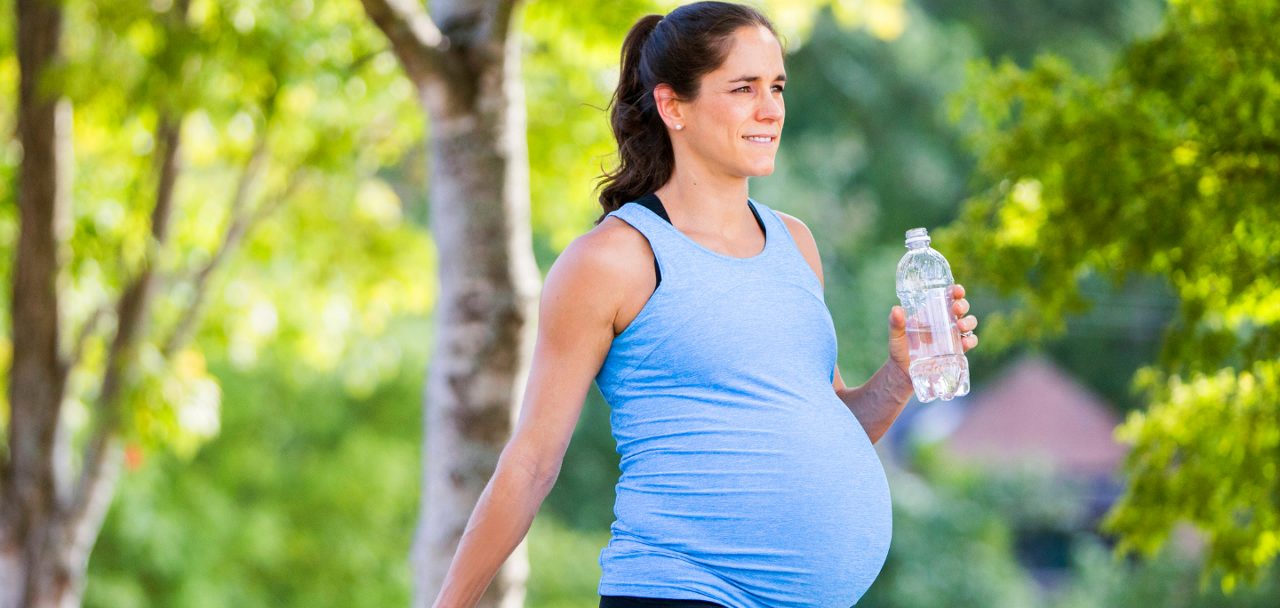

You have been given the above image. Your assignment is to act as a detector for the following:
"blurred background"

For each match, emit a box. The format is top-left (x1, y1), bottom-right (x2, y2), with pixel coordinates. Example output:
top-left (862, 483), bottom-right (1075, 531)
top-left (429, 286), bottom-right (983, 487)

top-left (1, 0), bottom-right (1277, 606)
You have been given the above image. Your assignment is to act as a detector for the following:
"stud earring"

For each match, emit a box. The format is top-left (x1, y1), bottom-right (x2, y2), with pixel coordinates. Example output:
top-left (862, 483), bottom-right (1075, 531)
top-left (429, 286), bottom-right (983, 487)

top-left (674, 124), bottom-right (683, 130)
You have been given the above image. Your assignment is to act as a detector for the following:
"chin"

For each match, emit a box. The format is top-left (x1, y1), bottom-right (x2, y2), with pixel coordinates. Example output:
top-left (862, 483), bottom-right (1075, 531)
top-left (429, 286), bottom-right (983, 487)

top-left (728, 157), bottom-right (777, 178)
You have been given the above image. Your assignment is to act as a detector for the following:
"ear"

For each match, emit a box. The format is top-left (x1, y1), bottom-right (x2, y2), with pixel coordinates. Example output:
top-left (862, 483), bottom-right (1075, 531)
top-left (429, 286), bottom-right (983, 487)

top-left (653, 83), bottom-right (686, 131)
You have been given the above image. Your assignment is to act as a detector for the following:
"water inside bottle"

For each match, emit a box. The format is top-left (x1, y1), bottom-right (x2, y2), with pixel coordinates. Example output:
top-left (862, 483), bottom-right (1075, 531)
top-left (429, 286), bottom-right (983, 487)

top-left (908, 354), bottom-right (970, 402)
top-left (901, 286), bottom-right (970, 402)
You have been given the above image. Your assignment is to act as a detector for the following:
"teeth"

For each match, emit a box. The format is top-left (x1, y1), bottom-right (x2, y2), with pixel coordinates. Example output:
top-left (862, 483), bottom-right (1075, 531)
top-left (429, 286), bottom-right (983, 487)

top-left (745, 136), bottom-right (772, 143)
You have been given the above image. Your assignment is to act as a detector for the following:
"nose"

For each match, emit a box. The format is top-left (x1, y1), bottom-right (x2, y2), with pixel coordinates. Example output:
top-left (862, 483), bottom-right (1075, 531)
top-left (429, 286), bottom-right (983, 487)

top-left (758, 90), bottom-right (783, 121)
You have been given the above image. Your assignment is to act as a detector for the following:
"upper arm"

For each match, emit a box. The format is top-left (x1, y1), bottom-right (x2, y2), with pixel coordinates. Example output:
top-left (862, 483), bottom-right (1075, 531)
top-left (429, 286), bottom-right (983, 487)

top-left (776, 211), bottom-right (847, 393)
top-left (500, 231), bottom-right (627, 486)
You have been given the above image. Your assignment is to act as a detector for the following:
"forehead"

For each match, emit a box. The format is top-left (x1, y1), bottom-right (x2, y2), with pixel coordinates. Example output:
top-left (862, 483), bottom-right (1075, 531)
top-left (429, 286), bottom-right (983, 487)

top-left (709, 25), bottom-right (785, 77)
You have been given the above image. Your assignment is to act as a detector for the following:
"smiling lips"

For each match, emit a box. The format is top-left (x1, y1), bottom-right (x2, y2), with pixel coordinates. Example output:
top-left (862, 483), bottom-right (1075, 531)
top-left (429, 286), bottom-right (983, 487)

top-left (743, 135), bottom-right (777, 144)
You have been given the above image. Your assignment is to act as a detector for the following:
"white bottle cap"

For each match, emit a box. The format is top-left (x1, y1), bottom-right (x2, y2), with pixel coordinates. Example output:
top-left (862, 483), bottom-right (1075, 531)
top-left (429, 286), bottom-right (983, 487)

top-left (905, 227), bottom-right (930, 247)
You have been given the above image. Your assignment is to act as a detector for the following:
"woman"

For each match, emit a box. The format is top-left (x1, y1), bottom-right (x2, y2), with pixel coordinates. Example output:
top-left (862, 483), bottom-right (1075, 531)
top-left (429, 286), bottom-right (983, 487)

top-left (432, 2), bottom-right (979, 607)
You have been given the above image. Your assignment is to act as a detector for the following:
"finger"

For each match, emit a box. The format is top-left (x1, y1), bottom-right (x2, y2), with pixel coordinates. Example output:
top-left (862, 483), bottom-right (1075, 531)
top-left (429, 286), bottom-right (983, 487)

top-left (963, 333), bottom-right (979, 351)
top-left (953, 298), bottom-right (970, 317)
top-left (952, 284), bottom-right (965, 299)
top-left (959, 315), bottom-right (978, 332)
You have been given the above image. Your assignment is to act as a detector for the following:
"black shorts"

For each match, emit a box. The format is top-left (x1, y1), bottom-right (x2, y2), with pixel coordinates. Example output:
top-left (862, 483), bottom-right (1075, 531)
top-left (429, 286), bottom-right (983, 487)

top-left (599, 595), bottom-right (727, 608)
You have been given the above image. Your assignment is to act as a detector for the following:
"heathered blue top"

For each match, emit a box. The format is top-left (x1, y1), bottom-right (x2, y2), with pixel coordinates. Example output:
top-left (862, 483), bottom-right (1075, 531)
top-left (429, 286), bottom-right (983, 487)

top-left (594, 198), bottom-right (893, 607)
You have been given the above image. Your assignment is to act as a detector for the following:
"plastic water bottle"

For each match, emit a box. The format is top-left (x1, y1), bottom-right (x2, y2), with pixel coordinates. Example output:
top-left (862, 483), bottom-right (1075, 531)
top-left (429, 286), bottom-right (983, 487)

top-left (895, 227), bottom-right (970, 402)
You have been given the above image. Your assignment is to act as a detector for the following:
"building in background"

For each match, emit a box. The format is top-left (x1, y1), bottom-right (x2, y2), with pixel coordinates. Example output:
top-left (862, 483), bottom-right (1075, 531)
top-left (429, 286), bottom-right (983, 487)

top-left (943, 354), bottom-right (1128, 514)
top-left (883, 354), bottom-right (1136, 587)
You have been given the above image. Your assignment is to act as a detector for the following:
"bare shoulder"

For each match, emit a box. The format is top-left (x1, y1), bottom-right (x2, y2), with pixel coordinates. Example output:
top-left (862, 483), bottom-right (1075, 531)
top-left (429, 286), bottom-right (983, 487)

top-left (547, 214), bottom-right (655, 332)
top-left (562, 215), bottom-right (654, 291)
top-left (773, 209), bottom-right (824, 288)
top-left (583, 213), bottom-right (657, 265)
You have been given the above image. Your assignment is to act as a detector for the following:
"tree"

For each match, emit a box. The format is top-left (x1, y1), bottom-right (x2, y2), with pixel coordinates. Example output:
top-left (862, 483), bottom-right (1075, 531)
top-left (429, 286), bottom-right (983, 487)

top-left (354, 1), bottom-right (542, 604)
top-left (2, 0), bottom-right (73, 602)
top-left (936, 0), bottom-right (1280, 592)
top-left (0, 2), bottom-right (429, 605)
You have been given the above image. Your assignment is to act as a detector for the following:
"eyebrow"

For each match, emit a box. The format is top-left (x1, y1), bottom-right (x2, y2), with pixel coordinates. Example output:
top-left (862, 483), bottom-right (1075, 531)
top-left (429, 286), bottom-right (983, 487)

top-left (728, 74), bottom-right (787, 83)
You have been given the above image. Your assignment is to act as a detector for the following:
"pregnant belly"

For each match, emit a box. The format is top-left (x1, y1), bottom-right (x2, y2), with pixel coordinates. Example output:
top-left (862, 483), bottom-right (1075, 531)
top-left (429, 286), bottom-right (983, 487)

top-left (611, 404), bottom-right (893, 603)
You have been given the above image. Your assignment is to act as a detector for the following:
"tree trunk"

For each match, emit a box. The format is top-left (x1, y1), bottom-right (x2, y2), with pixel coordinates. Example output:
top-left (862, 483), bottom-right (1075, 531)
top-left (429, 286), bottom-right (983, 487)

top-left (0, 0), bottom-right (72, 605)
top-left (418, 21), bottom-right (538, 605)
top-left (1, 2), bottom-right (193, 604)
top-left (359, 1), bottom-right (539, 606)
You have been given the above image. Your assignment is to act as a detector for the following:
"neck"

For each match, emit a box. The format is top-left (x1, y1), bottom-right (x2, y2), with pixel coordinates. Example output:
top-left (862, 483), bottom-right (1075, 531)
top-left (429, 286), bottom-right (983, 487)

top-left (653, 167), bottom-right (753, 237)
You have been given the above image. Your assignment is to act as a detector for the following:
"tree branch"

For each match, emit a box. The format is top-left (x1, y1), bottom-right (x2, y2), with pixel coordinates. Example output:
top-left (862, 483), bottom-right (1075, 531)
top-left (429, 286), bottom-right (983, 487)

top-left (359, 0), bottom-right (448, 84)
top-left (67, 112), bottom-right (181, 518)
top-left (159, 168), bottom-right (306, 363)
top-left (160, 136), bottom-right (302, 357)
top-left (65, 305), bottom-right (108, 373)
top-left (347, 47), bottom-right (386, 76)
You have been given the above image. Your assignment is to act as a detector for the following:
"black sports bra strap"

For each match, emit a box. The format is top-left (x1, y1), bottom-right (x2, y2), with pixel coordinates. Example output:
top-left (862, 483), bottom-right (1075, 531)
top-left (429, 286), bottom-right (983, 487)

top-left (631, 192), bottom-right (766, 287)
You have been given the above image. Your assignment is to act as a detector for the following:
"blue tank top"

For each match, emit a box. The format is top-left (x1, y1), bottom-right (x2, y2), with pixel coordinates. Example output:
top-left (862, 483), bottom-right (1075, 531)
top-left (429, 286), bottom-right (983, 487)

top-left (594, 197), bottom-right (893, 607)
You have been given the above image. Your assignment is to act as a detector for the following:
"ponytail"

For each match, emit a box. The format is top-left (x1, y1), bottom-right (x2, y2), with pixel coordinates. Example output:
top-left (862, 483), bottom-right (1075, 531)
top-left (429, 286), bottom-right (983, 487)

top-left (594, 14), bottom-right (670, 223)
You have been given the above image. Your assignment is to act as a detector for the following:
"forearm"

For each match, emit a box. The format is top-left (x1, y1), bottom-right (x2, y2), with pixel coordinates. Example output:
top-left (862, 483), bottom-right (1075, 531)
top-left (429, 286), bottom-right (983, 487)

top-left (836, 358), bottom-right (915, 444)
top-left (432, 460), bottom-right (556, 608)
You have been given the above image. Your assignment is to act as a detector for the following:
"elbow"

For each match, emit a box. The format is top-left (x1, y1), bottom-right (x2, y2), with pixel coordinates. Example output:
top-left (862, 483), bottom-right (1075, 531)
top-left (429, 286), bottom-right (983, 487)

top-left (531, 461), bottom-right (562, 492)
top-left (498, 445), bottom-right (562, 493)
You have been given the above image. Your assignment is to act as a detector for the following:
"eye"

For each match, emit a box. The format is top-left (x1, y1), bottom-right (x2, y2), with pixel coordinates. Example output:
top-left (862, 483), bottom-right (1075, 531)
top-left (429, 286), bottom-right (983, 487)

top-left (773, 85), bottom-right (785, 93)
top-left (735, 85), bottom-right (752, 92)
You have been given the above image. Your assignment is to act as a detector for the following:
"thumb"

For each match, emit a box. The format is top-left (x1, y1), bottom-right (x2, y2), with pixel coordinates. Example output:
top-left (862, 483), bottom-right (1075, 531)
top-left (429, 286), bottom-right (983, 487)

top-left (889, 306), bottom-right (907, 337)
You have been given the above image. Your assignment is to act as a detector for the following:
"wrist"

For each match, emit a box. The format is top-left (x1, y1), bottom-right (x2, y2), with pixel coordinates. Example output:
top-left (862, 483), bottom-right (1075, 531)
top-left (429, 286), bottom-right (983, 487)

top-left (885, 357), bottom-right (913, 396)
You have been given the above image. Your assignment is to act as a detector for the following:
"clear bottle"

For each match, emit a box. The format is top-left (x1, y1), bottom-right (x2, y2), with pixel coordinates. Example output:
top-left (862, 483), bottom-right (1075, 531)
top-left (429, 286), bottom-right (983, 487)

top-left (895, 227), bottom-right (970, 402)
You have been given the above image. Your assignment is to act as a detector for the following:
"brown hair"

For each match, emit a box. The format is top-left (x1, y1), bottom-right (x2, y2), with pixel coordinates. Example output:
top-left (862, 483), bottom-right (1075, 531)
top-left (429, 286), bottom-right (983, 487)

top-left (593, 1), bottom-right (782, 224)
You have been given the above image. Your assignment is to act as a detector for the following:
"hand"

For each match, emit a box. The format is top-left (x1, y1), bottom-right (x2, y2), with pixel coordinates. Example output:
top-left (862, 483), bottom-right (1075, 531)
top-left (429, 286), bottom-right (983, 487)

top-left (888, 284), bottom-right (979, 376)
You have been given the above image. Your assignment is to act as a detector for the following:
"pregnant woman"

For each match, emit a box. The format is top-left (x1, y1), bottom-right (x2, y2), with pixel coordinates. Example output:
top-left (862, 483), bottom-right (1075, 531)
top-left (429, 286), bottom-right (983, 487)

top-left (430, 2), bottom-right (980, 607)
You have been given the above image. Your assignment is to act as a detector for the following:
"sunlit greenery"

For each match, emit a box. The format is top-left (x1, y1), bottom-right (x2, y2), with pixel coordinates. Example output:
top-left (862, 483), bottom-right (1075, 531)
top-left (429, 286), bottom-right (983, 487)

top-left (85, 318), bottom-right (429, 607)
top-left (938, 0), bottom-right (1280, 591)
top-left (0, 0), bottom-right (432, 454)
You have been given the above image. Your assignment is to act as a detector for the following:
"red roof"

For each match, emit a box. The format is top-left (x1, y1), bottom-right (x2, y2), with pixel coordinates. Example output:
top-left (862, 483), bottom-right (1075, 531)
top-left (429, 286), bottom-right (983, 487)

top-left (944, 354), bottom-right (1129, 477)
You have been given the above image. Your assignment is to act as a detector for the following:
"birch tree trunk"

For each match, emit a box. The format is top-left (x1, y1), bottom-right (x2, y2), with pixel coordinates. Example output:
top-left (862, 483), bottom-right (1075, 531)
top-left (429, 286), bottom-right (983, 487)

top-left (358, 1), bottom-right (539, 606)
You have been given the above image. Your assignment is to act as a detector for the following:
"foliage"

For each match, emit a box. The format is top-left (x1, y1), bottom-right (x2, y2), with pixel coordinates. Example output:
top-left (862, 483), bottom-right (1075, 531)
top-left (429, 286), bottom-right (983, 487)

top-left (938, 0), bottom-right (1280, 591)
top-left (86, 318), bottom-right (428, 607)
top-left (0, 0), bottom-right (431, 455)
top-left (916, 0), bottom-right (1165, 77)
top-left (2, 1), bottom-right (431, 601)
top-left (1054, 537), bottom-right (1280, 608)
